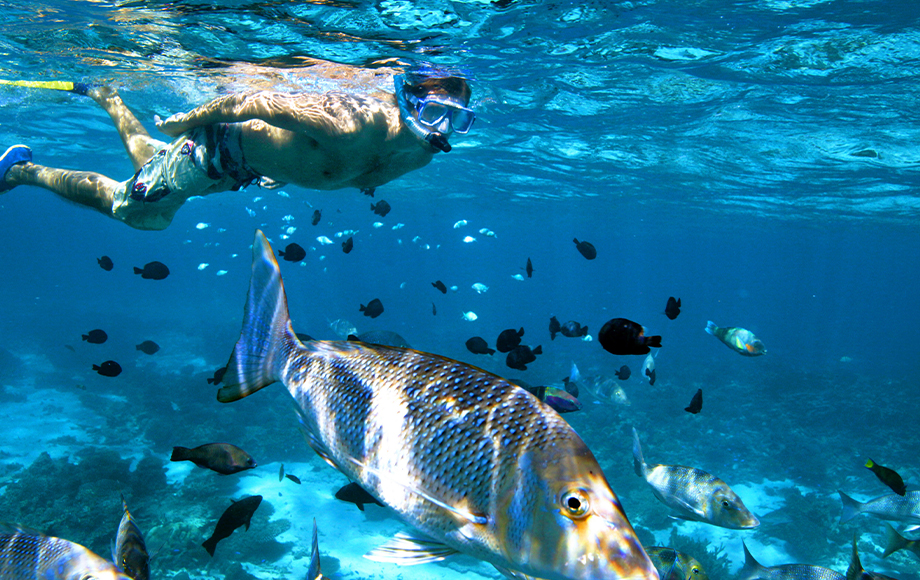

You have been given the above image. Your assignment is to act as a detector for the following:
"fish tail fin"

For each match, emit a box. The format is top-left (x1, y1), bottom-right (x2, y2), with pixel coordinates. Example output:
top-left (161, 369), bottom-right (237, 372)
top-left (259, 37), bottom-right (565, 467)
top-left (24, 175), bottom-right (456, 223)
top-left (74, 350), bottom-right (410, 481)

top-left (218, 230), bottom-right (299, 403)
top-left (170, 447), bottom-right (190, 461)
top-left (202, 537), bottom-right (217, 557)
top-left (581, 326), bottom-right (588, 336)
top-left (486, 348), bottom-right (495, 355)
top-left (533, 345), bottom-right (542, 355)
top-left (648, 335), bottom-right (662, 348)
top-left (738, 541), bottom-right (766, 580)
top-left (838, 490), bottom-right (864, 524)
top-left (705, 321), bottom-right (717, 335)
top-left (569, 362), bottom-right (581, 383)
top-left (308, 519), bottom-right (322, 580)
top-left (133, 267), bottom-right (143, 275)
top-left (631, 427), bottom-right (647, 478)
top-left (882, 522), bottom-right (908, 558)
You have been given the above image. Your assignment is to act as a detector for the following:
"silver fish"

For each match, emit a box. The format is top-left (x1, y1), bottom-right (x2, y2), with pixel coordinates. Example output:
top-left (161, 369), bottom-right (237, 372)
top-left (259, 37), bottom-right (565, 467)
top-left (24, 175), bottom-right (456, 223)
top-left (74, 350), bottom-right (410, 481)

top-left (308, 519), bottom-right (323, 580)
top-left (739, 541), bottom-right (843, 580)
top-left (838, 490), bottom-right (920, 529)
top-left (114, 497), bottom-right (149, 580)
top-left (0, 523), bottom-right (131, 580)
top-left (218, 230), bottom-right (658, 580)
top-left (848, 533), bottom-right (899, 580)
top-left (632, 428), bottom-right (759, 529)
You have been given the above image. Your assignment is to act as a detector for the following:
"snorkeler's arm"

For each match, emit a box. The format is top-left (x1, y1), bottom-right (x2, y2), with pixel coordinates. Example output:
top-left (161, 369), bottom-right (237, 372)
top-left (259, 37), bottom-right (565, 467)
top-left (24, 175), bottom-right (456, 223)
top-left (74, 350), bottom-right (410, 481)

top-left (155, 92), bottom-right (369, 141)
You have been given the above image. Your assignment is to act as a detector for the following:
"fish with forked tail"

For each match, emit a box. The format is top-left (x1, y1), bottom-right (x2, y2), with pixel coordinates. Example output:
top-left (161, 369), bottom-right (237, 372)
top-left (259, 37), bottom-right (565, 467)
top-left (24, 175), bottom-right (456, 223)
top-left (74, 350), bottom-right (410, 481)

top-left (739, 541), bottom-right (843, 580)
top-left (838, 489), bottom-right (920, 528)
top-left (705, 321), bottom-right (766, 356)
top-left (215, 230), bottom-right (658, 580)
top-left (632, 427), bottom-right (759, 529)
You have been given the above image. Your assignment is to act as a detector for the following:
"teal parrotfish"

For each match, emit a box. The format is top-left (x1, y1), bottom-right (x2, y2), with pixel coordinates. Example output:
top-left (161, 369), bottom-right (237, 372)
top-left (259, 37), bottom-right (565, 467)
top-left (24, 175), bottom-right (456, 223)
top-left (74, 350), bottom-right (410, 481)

top-left (704, 321), bottom-right (766, 356)
top-left (632, 427), bottom-right (759, 529)
top-left (216, 230), bottom-right (658, 580)
top-left (0, 523), bottom-right (132, 580)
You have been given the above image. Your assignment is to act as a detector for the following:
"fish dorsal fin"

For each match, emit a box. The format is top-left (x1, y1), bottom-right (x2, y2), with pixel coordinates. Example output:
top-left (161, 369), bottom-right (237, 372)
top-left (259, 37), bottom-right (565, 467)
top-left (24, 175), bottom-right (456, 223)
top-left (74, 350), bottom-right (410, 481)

top-left (344, 456), bottom-right (488, 525)
top-left (364, 531), bottom-right (459, 565)
top-left (308, 519), bottom-right (323, 580)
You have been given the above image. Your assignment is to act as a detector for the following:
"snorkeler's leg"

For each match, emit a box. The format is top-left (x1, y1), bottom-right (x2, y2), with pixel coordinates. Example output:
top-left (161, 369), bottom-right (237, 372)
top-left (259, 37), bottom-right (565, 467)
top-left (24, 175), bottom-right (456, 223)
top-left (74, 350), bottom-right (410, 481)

top-left (5, 162), bottom-right (119, 215)
top-left (86, 86), bottom-right (163, 171)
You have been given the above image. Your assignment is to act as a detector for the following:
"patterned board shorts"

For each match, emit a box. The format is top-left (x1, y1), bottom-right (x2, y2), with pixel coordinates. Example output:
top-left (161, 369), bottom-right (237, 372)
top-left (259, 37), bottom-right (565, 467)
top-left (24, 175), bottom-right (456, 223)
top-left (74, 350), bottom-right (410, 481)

top-left (112, 123), bottom-right (259, 230)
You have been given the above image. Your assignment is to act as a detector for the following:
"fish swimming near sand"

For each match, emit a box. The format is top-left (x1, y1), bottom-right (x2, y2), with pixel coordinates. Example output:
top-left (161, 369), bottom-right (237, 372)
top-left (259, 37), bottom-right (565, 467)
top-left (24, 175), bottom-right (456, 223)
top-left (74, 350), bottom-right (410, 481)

top-left (882, 521), bottom-right (920, 560)
top-left (0, 524), bottom-right (132, 580)
top-left (308, 519), bottom-right (324, 580)
top-left (335, 482), bottom-right (385, 512)
top-left (215, 229), bottom-right (657, 580)
top-left (170, 443), bottom-right (257, 475)
top-left (632, 427), bottom-right (759, 529)
top-left (838, 490), bottom-right (920, 529)
top-left (865, 459), bottom-right (906, 496)
top-left (202, 495), bottom-right (263, 557)
top-left (114, 496), bottom-right (150, 580)
top-left (739, 541), bottom-right (843, 580)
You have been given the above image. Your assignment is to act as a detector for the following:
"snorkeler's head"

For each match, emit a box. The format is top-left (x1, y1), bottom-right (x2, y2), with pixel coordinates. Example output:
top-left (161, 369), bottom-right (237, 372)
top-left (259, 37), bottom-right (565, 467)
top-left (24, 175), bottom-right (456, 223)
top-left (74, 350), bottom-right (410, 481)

top-left (404, 75), bottom-right (472, 106)
top-left (394, 70), bottom-right (475, 152)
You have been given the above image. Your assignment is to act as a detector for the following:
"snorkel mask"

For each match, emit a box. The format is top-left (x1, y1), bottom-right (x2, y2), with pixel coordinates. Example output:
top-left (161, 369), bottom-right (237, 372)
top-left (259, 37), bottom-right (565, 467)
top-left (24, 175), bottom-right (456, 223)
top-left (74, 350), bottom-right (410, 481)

top-left (394, 74), bottom-right (475, 153)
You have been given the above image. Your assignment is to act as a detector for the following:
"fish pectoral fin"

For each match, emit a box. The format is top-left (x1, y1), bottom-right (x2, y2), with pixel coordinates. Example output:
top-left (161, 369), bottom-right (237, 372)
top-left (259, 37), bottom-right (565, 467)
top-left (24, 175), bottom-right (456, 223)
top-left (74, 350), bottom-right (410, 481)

top-left (364, 532), bottom-right (459, 565)
top-left (493, 564), bottom-right (544, 580)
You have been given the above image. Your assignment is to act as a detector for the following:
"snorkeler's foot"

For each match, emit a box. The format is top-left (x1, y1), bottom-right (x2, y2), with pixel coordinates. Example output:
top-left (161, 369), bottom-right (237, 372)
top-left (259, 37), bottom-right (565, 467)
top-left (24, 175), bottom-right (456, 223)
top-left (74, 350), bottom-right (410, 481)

top-left (0, 145), bottom-right (31, 193)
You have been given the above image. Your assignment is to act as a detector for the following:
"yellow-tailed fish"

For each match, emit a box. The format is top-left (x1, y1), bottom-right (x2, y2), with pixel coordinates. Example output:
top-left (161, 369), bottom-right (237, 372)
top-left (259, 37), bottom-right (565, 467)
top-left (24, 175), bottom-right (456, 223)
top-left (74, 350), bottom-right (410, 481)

top-left (645, 547), bottom-right (708, 580)
top-left (632, 428), bottom-right (759, 529)
top-left (113, 496), bottom-right (149, 580)
top-left (218, 230), bottom-right (658, 580)
top-left (0, 523), bottom-right (131, 580)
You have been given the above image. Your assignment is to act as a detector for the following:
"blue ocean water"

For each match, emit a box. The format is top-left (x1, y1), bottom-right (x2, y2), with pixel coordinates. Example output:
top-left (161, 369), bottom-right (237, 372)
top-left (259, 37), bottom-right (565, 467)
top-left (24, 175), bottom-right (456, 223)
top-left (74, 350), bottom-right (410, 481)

top-left (0, 1), bottom-right (918, 579)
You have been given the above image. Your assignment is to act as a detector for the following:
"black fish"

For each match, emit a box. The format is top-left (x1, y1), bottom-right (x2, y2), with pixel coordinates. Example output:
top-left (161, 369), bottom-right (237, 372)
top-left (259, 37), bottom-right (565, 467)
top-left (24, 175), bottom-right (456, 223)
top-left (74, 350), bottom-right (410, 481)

top-left (573, 238), bottom-right (597, 260)
top-left (136, 340), bottom-right (159, 355)
top-left (432, 280), bottom-right (447, 294)
top-left (202, 495), bottom-right (263, 557)
top-left (599, 318), bottom-right (662, 355)
top-left (311, 209), bottom-right (322, 226)
top-left (371, 200), bottom-right (391, 217)
top-left (359, 298), bottom-right (384, 319)
top-left (82, 329), bottom-right (107, 344)
top-left (361, 187), bottom-right (375, 197)
top-left (93, 360), bottom-right (122, 377)
top-left (506, 344), bottom-right (542, 371)
top-left (645, 367), bottom-right (656, 386)
top-left (684, 388), bottom-right (702, 414)
top-left (561, 321), bottom-right (588, 338)
top-left (133, 261), bottom-right (169, 280)
top-left (296, 332), bottom-right (314, 342)
top-left (342, 237), bottom-right (354, 254)
top-left (465, 337), bottom-right (495, 356)
top-left (207, 366), bottom-right (227, 385)
top-left (496, 327), bottom-right (525, 353)
top-left (432, 302), bottom-right (437, 316)
top-left (526, 258), bottom-right (534, 278)
top-left (171, 443), bottom-right (257, 475)
top-left (549, 316), bottom-right (561, 340)
top-left (866, 459), bottom-right (906, 496)
top-left (665, 297), bottom-right (681, 320)
top-left (285, 473), bottom-right (302, 485)
top-left (562, 376), bottom-right (579, 398)
top-left (97, 256), bottom-right (114, 271)
top-left (353, 330), bottom-right (412, 348)
top-left (615, 365), bottom-right (631, 380)
top-left (278, 243), bottom-right (306, 262)
top-left (335, 482), bottom-right (383, 512)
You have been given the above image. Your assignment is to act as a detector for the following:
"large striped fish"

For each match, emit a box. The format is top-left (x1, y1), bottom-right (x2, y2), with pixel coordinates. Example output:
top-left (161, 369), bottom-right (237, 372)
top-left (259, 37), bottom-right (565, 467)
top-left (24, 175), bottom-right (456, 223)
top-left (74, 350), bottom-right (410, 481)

top-left (0, 523), bottom-right (131, 580)
top-left (218, 230), bottom-right (658, 580)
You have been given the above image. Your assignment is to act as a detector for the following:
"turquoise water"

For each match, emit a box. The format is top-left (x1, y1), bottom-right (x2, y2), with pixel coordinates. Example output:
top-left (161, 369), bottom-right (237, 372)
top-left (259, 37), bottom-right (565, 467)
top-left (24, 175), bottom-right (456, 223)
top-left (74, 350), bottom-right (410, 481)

top-left (0, 1), bottom-right (918, 579)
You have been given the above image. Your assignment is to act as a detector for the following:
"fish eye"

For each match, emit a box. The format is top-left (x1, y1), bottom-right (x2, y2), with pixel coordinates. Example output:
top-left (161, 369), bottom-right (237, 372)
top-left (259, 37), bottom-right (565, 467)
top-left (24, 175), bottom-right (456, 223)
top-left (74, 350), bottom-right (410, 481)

top-left (560, 488), bottom-right (590, 518)
top-left (721, 499), bottom-right (731, 508)
top-left (692, 567), bottom-right (701, 576)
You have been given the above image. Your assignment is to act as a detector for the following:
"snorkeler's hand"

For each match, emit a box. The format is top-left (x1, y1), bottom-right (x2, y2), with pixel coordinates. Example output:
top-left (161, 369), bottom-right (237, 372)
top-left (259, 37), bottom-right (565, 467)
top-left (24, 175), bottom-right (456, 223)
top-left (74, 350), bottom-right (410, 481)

top-left (154, 113), bottom-right (191, 137)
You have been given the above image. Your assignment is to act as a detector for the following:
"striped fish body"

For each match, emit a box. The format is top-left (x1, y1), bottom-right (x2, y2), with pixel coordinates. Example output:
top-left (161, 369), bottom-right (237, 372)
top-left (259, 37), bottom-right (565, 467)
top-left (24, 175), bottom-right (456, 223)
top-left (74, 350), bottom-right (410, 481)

top-left (632, 428), bottom-right (759, 529)
top-left (646, 547), bottom-right (708, 580)
top-left (0, 524), bottom-right (131, 580)
top-left (114, 500), bottom-right (149, 580)
top-left (740, 542), bottom-right (843, 580)
top-left (838, 490), bottom-right (920, 526)
top-left (219, 231), bottom-right (658, 580)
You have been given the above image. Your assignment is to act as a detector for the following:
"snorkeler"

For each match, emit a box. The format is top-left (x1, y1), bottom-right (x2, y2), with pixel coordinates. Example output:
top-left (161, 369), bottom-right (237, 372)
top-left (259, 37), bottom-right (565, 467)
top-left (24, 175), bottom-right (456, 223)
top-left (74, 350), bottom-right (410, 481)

top-left (0, 71), bottom-right (474, 230)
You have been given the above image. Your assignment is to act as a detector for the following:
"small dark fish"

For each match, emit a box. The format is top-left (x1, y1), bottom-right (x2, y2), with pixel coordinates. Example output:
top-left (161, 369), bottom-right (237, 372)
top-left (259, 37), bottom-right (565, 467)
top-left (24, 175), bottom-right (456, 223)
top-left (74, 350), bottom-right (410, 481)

top-left (135, 340), bottom-right (160, 355)
top-left (354, 330), bottom-right (412, 348)
top-left (615, 365), bottom-right (631, 380)
top-left (573, 238), bottom-right (597, 260)
top-left (866, 459), bottom-right (907, 496)
top-left (371, 200), bottom-right (391, 217)
top-left (97, 255), bottom-right (114, 271)
top-left (432, 302), bottom-right (437, 316)
top-left (665, 297), bottom-right (681, 320)
top-left (170, 443), bottom-right (257, 475)
top-left (296, 332), bottom-right (314, 342)
top-left (64, 344), bottom-right (75, 352)
top-left (496, 327), bottom-right (525, 353)
top-left (645, 367), bottom-right (657, 386)
top-left (361, 187), bottom-right (376, 197)
top-left (311, 209), bottom-right (322, 225)
top-left (359, 298), bottom-right (384, 319)
top-left (465, 336), bottom-right (495, 355)
top-left (685, 389), bottom-right (703, 414)
top-left (279, 464), bottom-right (285, 482)
top-left (526, 257), bottom-right (534, 278)
top-left (133, 261), bottom-right (169, 280)
top-left (561, 321), bottom-right (588, 338)
top-left (115, 496), bottom-right (150, 580)
top-left (93, 360), bottom-right (121, 377)
top-left (278, 243), bottom-right (306, 262)
top-left (549, 316), bottom-right (561, 340)
top-left (335, 482), bottom-right (384, 511)
top-left (82, 329), bottom-right (107, 344)
top-left (342, 237), bottom-right (354, 254)
top-left (432, 280), bottom-right (447, 294)
top-left (562, 375), bottom-right (579, 398)
top-left (506, 344), bottom-right (542, 371)
top-left (207, 366), bottom-right (227, 385)
top-left (599, 318), bottom-right (662, 355)
top-left (285, 473), bottom-right (301, 484)
top-left (202, 495), bottom-right (263, 557)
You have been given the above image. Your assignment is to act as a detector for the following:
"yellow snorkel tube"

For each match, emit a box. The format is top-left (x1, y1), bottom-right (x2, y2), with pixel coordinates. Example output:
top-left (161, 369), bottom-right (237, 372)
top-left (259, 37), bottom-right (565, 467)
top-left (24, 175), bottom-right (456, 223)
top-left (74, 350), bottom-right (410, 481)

top-left (0, 79), bottom-right (91, 95)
